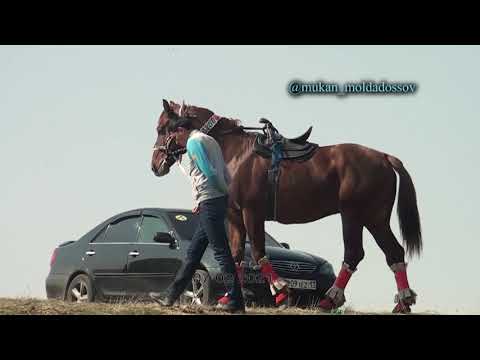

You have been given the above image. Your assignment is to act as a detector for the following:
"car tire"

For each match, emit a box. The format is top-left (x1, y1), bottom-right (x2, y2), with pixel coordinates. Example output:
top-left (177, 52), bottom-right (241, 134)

top-left (65, 274), bottom-right (95, 303)
top-left (179, 269), bottom-right (215, 306)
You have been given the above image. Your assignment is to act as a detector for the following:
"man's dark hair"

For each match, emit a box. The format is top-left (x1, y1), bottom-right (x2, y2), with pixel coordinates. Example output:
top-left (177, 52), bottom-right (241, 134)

top-left (169, 117), bottom-right (194, 132)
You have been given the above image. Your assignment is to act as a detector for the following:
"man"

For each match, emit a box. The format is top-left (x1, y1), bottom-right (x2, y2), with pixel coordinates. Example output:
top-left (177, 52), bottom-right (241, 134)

top-left (150, 117), bottom-right (245, 313)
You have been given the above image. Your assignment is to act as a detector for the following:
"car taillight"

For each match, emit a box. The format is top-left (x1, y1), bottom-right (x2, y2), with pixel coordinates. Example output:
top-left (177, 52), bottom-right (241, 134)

top-left (50, 248), bottom-right (58, 267)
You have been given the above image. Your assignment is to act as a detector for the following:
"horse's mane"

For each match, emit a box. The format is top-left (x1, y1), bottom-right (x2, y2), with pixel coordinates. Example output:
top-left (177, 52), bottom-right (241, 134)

top-left (184, 104), bottom-right (252, 137)
top-left (172, 102), bottom-right (259, 173)
top-left (173, 103), bottom-right (258, 148)
top-left (217, 117), bottom-right (247, 134)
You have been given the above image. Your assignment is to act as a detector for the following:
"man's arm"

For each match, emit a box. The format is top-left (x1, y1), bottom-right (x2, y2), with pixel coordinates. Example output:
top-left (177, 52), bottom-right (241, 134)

top-left (186, 138), bottom-right (228, 194)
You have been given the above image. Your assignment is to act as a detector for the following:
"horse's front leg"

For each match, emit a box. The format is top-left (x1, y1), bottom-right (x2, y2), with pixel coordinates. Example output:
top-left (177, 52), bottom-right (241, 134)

top-left (242, 207), bottom-right (290, 308)
top-left (227, 206), bottom-right (247, 288)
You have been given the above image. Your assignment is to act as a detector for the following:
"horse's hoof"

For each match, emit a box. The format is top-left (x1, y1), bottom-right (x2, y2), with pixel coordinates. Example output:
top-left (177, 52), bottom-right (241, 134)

top-left (275, 291), bottom-right (289, 308)
top-left (392, 302), bottom-right (412, 314)
top-left (318, 297), bottom-right (337, 311)
top-left (241, 288), bottom-right (256, 301)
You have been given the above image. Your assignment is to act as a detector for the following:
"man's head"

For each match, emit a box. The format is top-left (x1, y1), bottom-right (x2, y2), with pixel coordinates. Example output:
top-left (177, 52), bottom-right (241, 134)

top-left (151, 99), bottom-right (215, 177)
top-left (170, 117), bottom-right (194, 147)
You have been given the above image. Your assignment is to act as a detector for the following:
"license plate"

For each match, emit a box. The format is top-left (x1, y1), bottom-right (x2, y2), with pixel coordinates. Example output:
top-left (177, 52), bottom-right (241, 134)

top-left (284, 278), bottom-right (317, 290)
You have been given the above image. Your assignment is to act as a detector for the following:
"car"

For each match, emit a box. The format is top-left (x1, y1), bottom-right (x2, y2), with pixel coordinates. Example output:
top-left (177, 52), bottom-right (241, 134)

top-left (46, 208), bottom-right (336, 308)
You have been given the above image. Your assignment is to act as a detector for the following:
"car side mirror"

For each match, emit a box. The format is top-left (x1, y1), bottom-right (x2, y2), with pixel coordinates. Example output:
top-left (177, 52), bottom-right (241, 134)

top-left (153, 231), bottom-right (179, 249)
top-left (153, 232), bottom-right (175, 244)
top-left (280, 242), bottom-right (290, 250)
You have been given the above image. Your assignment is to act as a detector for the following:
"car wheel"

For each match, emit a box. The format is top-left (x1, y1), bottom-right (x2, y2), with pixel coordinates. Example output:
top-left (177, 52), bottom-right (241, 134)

top-left (66, 274), bottom-right (94, 303)
top-left (179, 269), bottom-right (214, 306)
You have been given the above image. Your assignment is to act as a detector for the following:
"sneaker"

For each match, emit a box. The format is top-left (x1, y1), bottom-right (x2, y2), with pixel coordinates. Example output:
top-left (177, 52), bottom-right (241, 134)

top-left (216, 294), bottom-right (245, 314)
top-left (149, 292), bottom-right (175, 307)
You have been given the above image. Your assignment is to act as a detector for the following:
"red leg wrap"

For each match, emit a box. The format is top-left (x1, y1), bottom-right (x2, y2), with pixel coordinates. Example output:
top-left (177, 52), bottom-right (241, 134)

top-left (394, 270), bottom-right (410, 291)
top-left (260, 261), bottom-right (279, 283)
top-left (334, 267), bottom-right (353, 289)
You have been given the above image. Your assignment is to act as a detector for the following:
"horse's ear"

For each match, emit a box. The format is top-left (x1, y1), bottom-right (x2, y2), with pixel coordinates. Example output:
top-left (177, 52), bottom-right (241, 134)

top-left (163, 99), bottom-right (171, 113)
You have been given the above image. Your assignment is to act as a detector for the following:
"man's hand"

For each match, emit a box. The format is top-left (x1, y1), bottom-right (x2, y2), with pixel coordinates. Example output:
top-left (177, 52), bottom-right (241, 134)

top-left (192, 205), bottom-right (200, 214)
top-left (210, 176), bottom-right (229, 195)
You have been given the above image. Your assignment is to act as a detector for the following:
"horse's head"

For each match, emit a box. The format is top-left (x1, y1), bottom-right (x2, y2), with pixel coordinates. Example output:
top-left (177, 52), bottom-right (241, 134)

top-left (151, 99), bottom-right (215, 176)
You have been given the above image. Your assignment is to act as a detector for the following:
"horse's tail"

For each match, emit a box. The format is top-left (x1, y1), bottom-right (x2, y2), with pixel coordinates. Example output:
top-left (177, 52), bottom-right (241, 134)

top-left (386, 154), bottom-right (423, 257)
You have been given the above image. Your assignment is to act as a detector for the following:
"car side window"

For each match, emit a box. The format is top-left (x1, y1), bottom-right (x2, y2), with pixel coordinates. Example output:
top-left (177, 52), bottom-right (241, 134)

top-left (138, 216), bottom-right (170, 243)
top-left (95, 216), bottom-right (141, 243)
top-left (92, 227), bottom-right (107, 243)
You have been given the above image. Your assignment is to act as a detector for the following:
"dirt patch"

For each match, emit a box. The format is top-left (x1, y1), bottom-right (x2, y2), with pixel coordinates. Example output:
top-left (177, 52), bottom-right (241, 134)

top-left (0, 298), bottom-right (429, 315)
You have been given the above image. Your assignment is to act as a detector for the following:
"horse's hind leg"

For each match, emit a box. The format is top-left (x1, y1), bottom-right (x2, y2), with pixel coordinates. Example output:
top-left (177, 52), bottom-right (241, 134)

top-left (319, 213), bottom-right (364, 310)
top-left (366, 221), bottom-right (417, 313)
top-left (242, 207), bottom-right (290, 307)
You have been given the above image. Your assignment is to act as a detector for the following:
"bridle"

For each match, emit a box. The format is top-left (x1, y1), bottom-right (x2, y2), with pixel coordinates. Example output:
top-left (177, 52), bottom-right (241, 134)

top-left (152, 135), bottom-right (186, 157)
top-left (152, 113), bottom-right (225, 161)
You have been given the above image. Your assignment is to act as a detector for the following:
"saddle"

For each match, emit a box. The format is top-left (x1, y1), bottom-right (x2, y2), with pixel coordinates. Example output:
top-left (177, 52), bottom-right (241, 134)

top-left (252, 119), bottom-right (318, 221)
top-left (254, 132), bottom-right (317, 160)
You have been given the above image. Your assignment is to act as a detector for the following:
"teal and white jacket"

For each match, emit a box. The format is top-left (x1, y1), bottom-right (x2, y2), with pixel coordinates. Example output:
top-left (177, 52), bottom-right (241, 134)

top-left (181, 130), bottom-right (231, 206)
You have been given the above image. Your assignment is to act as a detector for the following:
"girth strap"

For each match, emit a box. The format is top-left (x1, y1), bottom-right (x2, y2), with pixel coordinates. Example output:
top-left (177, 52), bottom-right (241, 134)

top-left (266, 140), bottom-right (282, 221)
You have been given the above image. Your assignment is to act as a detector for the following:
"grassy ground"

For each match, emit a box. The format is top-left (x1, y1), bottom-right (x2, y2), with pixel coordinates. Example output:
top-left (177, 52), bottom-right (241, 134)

top-left (0, 297), bottom-right (410, 315)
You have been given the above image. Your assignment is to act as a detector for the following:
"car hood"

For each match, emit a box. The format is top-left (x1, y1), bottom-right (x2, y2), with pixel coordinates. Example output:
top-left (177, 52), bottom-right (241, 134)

top-left (244, 243), bottom-right (319, 265)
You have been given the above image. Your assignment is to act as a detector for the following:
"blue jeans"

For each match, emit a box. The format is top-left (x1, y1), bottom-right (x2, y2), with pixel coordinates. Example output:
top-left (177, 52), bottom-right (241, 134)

top-left (166, 195), bottom-right (244, 307)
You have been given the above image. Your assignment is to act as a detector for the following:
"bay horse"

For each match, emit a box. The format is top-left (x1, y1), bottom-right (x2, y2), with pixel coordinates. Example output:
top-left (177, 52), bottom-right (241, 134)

top-left (151, 99), bottom-right (422, 313)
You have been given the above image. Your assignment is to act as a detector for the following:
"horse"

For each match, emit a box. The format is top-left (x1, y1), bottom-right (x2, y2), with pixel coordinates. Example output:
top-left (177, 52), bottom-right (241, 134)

top-left (151, 99), bottom-right (422, 313)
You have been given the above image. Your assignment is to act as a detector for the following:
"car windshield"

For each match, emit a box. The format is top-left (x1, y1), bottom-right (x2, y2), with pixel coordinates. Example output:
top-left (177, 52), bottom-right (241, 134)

top-left (166, 211), bottom-right (282, 248)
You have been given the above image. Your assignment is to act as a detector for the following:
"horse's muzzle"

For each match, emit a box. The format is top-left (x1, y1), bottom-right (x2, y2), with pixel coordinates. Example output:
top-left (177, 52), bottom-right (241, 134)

top-left (152, 160), bottom-right (170, 177)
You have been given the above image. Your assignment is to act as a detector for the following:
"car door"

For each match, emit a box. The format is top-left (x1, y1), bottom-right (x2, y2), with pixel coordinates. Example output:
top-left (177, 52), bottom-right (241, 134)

top-left (85, 212), bottom-right (141, 297)
top-left (126, 210), bottom-right (185, 295)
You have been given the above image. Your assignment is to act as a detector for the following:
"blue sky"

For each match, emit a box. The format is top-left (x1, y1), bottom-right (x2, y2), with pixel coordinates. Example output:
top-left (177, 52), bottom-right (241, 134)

top-left (1, 45), bottom-right (478, 313)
